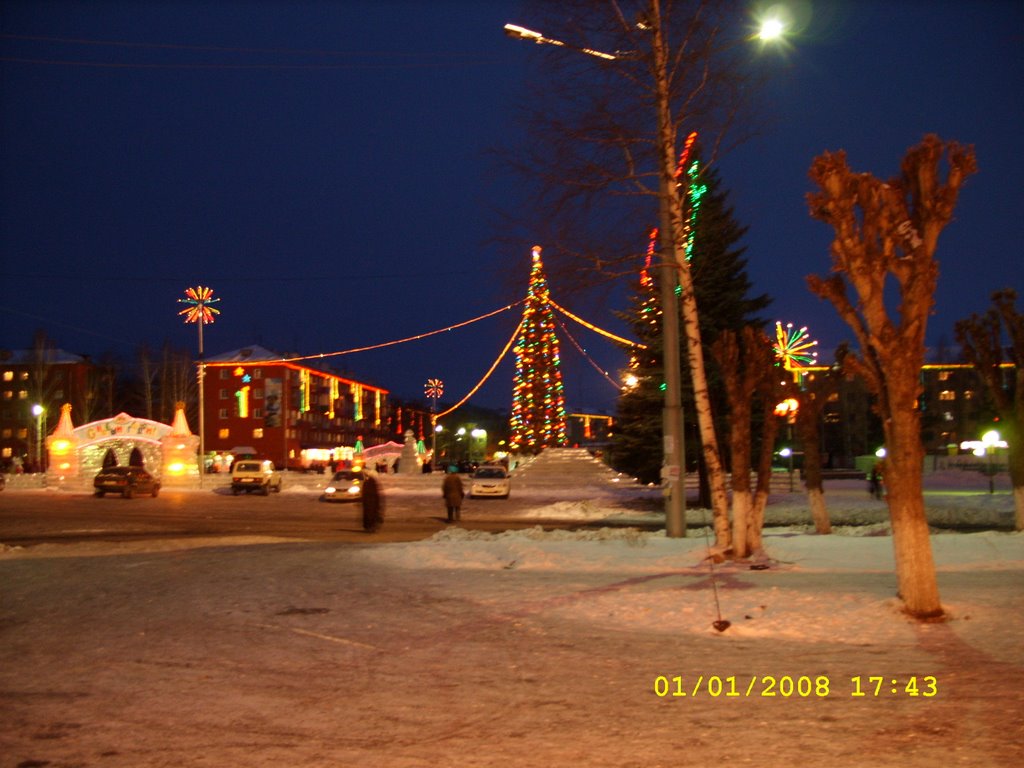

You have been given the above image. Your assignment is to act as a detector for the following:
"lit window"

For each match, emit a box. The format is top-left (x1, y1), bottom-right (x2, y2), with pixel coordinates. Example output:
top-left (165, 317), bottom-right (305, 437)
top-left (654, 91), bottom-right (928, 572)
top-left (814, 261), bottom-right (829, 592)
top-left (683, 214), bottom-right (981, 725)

top-left (17, 390), bottom-right (27, 399)
top-left (19, 372), bottom-right (28, 381)
top-left (2, 392), bottom-right (11, 400)
top-left (938, 390), bottom-right (956, 401)
top-left (17, 428), bottom-right (27, 438)
top-left (252, 428), bottom-right (264, 439)
top-left (219, 408), bottom-right (228, 419)
top-left (1, 429), bottom-right (10, 438)
top-left (1, 447), bottom-right (10, 458)
top-left (2, 371), bottom-right (12, 382)
top-left (218, 428), bottom-right (230, 439)
top-left (938, 371), bottom-right (952, 381)
top-left (943, 411), bottom-right (954, 422)
top-left (963, 390), bottom-right (974, 400)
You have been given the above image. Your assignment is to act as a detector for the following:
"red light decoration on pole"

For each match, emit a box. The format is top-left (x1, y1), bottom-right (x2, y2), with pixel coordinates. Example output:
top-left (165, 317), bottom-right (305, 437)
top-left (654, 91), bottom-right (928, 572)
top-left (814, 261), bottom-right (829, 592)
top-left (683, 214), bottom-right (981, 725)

top-left (178, 285), bottom-right (221, 486)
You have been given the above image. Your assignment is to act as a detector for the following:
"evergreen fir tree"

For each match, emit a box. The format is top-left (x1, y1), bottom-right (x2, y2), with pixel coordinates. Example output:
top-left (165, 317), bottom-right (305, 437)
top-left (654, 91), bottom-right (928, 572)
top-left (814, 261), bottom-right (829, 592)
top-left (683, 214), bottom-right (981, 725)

top-left (509, 246), bottom-right (567, 453)
top-left (609, 156), bottom-right (771, 486)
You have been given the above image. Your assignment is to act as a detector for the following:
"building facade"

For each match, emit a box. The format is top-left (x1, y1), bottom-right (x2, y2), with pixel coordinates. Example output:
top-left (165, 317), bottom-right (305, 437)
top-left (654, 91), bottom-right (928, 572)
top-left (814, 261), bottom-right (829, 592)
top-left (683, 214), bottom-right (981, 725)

top-left (201, 346), bottom-right (432, 471)
top-left (0, 348), bottom-right (97, 472)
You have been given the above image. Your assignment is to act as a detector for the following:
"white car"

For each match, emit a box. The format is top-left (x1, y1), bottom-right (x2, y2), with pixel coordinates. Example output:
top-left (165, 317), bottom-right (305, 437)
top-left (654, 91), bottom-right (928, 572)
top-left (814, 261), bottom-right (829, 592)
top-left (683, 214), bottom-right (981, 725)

top-left (230, 460), bottom-right (283, 496)
top-left (320, 469), bottom-right (366, 502)
top-left (469, 465), bottom-right (511, 499)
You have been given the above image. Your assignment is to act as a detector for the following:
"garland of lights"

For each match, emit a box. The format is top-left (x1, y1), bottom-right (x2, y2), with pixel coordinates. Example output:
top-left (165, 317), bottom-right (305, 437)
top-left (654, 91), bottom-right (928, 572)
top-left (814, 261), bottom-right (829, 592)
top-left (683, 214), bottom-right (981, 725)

top-left (278, 302), bottom-right (524, 363)
top-left (435, 319), bottom-right (523, 420)
top-left (555, 316), bottom-right (621, 389)
top-left (548, 299), bottom-right (647, 349)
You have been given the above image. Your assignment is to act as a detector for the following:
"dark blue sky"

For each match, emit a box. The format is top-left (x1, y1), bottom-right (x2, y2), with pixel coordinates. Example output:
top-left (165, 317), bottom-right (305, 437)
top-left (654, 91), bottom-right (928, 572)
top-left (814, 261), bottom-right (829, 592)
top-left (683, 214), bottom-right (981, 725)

top-left (2, 1), bottom-right (1022, 414)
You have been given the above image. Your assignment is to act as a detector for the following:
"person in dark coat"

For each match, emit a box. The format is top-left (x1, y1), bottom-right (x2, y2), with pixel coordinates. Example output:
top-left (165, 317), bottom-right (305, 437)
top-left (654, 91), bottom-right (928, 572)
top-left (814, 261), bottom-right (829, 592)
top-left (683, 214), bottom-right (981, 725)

top-left (441, 467), bottom-right (465, 523)
top-left (361, 473), bottom-right (383, 532)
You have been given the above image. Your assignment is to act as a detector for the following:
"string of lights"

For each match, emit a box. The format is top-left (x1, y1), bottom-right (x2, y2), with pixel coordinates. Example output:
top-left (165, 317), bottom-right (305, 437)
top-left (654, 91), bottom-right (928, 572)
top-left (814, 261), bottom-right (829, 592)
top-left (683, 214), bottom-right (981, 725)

top-left (548, 299), bottom-right (647, 349)
top-left (435, 318), bottom-right (524, 420)
top-left (554, 316), bottom-right (622, 390)
top-left (277, 301), bottom-right (524, 364)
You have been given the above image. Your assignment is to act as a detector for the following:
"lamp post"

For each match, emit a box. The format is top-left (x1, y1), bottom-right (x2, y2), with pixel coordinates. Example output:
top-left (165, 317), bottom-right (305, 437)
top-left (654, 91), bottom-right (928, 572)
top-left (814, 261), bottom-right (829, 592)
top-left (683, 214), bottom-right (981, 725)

top-left (425, 378), bottom-right (444, 470)
top-left (982, 430), bottom-right (1001, 494)
top-left (31, 404), bottom-right (45, 472)
top-left (178, 286), bottom-right (221, 487)
top-left (471, 428), bottom-right (487, 463)
top-left (505, 15), bottom-right (788, 538)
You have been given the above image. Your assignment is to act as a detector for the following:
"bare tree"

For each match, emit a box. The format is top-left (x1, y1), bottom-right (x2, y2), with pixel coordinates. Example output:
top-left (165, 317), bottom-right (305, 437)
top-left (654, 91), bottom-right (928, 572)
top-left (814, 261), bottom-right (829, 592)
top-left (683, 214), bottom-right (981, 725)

top-left (138, 343), bottom-right (156, 420)
top-left (514, 0), bottom-right (774, 545)
top-left (955, 288), bottom-right (1024, 530)
top-left (806, 134), bottom-right (977, 619)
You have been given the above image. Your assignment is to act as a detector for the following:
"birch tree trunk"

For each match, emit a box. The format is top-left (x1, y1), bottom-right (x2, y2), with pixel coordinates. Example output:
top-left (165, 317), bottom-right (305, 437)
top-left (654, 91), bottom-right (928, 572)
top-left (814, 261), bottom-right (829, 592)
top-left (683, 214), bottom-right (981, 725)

top-left (650, 0), bottom-right (730, 548)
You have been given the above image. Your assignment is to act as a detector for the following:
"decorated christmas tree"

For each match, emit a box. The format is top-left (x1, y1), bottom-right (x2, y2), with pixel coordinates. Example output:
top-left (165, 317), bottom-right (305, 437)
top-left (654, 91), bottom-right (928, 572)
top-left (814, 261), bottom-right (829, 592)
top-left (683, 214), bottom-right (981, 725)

top-left (509, 246), bottom-right (567, 452)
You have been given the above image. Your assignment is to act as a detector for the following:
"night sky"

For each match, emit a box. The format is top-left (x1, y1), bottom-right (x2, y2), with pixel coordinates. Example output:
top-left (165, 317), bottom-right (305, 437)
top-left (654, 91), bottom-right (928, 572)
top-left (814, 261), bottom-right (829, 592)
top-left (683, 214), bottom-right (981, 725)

top-left (2, 1), bottom-right (1022, 415)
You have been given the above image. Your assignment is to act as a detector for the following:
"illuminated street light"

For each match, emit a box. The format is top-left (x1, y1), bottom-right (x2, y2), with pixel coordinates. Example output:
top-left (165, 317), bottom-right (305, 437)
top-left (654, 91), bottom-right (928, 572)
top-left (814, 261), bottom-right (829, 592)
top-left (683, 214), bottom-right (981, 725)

top-left (506, 14), bottom-right (787, 537)
top-left (31, 404), bottom-right (45, 472)
top-left (757, 17), bottom-right (785, 41)
top-left (982, 429), bottom-right (1001, 494)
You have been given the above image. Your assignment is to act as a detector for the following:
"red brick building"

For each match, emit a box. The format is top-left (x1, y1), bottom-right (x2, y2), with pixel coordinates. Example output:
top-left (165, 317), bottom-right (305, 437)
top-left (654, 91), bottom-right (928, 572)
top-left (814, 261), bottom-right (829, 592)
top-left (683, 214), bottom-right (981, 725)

top-left (201, 346), bottom-right (432, 471)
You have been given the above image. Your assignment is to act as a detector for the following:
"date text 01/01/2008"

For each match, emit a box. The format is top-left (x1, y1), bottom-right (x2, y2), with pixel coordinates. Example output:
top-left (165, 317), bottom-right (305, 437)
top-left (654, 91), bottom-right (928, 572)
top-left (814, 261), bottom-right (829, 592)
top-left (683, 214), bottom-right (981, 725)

top-left (652, 675), bottom-right (938, 699)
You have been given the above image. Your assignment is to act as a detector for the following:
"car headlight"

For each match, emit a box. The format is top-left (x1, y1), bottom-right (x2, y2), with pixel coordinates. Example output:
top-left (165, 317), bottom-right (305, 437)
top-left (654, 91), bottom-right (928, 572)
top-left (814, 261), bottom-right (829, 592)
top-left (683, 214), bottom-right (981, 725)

top-left (347, 485), bottom-right (361, 495)
top-left (324, 486), bottom-right (337, 494)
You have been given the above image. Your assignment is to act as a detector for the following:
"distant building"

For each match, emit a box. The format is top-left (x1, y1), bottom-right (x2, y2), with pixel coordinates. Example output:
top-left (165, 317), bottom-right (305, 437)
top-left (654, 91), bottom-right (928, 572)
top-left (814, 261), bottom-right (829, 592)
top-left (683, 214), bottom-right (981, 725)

top-left (201, 346), bottom-right (432, 471)
top-left (815, 363), bottom-right (1012, 467)
top-left (0, 348), bottom-right (97, 471)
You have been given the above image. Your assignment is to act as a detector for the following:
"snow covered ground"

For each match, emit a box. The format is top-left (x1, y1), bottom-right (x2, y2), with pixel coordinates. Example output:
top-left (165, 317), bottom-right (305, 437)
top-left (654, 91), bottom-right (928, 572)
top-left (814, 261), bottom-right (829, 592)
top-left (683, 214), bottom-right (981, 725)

top-left (1, 449), bottom-right (1022, 767)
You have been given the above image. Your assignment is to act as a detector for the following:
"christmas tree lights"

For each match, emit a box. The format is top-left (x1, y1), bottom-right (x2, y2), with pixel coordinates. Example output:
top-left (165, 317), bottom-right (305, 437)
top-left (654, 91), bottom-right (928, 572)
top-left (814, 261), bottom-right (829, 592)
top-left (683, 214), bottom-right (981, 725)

top-left (509, 246), bottom-right (567, 452)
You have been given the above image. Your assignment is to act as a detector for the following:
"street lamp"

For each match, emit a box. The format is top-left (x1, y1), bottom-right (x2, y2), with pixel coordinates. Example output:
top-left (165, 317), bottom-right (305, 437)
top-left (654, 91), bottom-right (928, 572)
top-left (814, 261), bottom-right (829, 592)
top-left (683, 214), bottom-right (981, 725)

top-left (506, 16), bottom-right (788, 538)
top-left (982, 430), bottom-right (1001, 494)
top-left (178, 286), bottom-right (221, 486)
top-left (471, 428), bottom-right (487, 463)
top-left (31, 404), bottom-right (45, 472)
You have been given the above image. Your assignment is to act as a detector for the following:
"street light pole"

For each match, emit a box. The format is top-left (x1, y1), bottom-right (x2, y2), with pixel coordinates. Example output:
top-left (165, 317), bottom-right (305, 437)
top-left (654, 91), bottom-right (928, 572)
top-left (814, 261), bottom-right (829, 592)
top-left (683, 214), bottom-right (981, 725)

top-left (31, 404), bottom-right (45, 472)
top-left (657, 193), bottom-right (687, 536)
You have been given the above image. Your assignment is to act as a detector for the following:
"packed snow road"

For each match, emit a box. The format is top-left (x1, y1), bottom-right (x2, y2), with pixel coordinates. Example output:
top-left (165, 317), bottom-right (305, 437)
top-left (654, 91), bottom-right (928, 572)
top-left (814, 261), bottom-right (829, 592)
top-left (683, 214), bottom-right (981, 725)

top-left (0, 449), bottom-right (658, 549)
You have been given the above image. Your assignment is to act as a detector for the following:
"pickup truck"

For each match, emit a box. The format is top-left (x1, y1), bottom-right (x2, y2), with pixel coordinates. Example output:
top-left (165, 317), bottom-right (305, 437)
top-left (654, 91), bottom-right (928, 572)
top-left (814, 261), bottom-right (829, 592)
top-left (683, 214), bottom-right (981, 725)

top-left (230, 459), bottom-right (283, 496)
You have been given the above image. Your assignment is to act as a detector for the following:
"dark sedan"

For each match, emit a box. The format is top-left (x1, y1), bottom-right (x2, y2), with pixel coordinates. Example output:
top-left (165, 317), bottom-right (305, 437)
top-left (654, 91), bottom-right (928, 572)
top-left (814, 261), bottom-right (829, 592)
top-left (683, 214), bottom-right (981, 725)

top-left (94, 466), bottom-right (161, 498)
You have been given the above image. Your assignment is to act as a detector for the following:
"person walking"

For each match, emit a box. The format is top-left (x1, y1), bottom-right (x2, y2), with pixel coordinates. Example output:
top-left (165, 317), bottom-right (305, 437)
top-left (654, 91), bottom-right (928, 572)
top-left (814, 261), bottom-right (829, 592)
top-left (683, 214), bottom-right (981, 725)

top-left (441, 467), bottom-right (464, 524)
top-left (361, 473), bottom-right (383, 532)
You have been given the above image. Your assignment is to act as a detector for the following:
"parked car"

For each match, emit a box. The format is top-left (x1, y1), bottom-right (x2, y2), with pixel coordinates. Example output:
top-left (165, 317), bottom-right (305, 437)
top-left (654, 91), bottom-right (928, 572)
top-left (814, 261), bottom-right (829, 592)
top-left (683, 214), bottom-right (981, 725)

top-left (231, 460), bottom-right (283, 495)
top-left (320, 469), bottom-right (366, 502)
top-left (94, 466), bottom-right (160, 498)
top-left (469, 465), bottom-right (511, 499)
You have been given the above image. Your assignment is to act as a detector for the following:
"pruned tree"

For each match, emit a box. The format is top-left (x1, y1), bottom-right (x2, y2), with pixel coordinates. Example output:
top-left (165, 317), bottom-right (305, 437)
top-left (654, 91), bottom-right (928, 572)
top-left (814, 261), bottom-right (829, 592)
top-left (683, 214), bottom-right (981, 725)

top-left (711, 325), bottom-right (776, 557)
top-left (806, 134), bottom-right (977, 619)
top-left (791, 369), bottom-right (840, 535)
top-left (955, 288), bottom-right (1024, 530)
